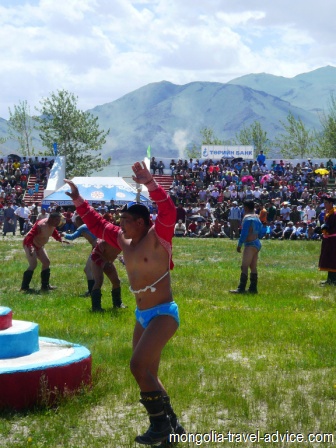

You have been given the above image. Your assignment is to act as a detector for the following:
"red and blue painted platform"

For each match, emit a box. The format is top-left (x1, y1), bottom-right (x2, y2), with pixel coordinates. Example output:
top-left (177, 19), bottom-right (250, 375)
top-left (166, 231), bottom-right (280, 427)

top-left (0, 306), bottom-right (92, 410)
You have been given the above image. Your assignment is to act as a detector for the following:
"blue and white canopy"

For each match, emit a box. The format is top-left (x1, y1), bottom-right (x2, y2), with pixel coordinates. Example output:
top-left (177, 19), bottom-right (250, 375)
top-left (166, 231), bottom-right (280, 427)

top-left (42, 177), bottom-right (149, 207)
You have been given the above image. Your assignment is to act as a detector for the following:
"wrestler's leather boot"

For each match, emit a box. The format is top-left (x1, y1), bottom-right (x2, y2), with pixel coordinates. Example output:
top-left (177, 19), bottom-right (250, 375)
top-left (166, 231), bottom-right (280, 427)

top-left (163, 395), bottom-right (186, 436)
top-left (229, 273), bottom-right (248, 294)
top-left (111, 287), bottom-right (127, 308)
top-left (135, 391), bottom-right (172, 445)
top-left (84, 279), bottom-right (95, 297)
top-left (91, 288), bottom-right (104, 312)
top-left (248, 273), bottom-right (258, 294)
top-left (20, 269), bottom-right (34, 292)
top-left (41, 268), bottom-right (57, 291)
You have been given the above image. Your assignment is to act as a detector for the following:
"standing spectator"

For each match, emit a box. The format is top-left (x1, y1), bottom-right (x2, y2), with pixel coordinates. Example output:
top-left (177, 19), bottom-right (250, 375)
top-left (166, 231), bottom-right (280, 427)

top-left (228, 201), bottom-right (241, 239)
top-left (280, 202), bottom-right (291, 224)
top-left (258, 204), bottom-right (267, 224)
top-left (15, 201), bottom-right (31, 234)
top-left (63, 208), bottom-right (75, 233)
top-left (257, 151), bottom-right (266, 166)
top-left (319, 195), bottom-right (336, 285)
top-left (303, 204), bottom-right (316, 223)
top-left (150, 156), bottom-right (158, 175)
top-left (34, 181), bottom-right (40, 197)
top-left (230, 200), bottom-right (263, 294)
top-left (3, 202), bottom-right (16, 236)
top-left (198, 202), bottom-right (211, 220)
top-left (290, 205), bottom-right (301, 225)
top-left (175, 203), bottom-right (186, 223)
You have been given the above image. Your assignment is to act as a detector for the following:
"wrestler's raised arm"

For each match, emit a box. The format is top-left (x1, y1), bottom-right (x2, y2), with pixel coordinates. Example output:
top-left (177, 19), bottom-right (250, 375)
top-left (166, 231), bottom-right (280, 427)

top-left (64, 179), bottom-right (122, 250)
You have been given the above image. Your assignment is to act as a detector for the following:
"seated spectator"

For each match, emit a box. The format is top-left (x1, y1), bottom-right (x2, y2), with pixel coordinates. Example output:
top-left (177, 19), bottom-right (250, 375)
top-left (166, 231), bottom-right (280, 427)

top-left (260, 222), bottom-right (270, 239)
top-left (220, 221), bottom-right (230, 238)
top-left (158, 161), bottom-right (165, 175)
top-left (211, 218), bottom-right (222, 238)
top-left (282, 221), bottom-right (296, 239)
top-left (198, 220), bottom-right (213, 238)
top-left (307, 222), bottom-right (320, 240)
top-left (293, 222), bottom-right (308, 240)
top-left (187, 220), bottom-right (198, 238)
top-left (174, 219), bottom-right (186, 237)
top-left (271, 221), bottom-right (283, 239)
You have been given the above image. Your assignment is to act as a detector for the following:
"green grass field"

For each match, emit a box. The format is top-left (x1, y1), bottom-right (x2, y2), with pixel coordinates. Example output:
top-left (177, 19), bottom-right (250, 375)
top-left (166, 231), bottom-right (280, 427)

top-left (0, 237), bottom-right (335, 447)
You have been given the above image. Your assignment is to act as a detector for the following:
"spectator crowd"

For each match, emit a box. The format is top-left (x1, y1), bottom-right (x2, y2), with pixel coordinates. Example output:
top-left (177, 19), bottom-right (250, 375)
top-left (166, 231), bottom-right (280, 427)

top-left (0, 156), bottom-right (54, 235)
top-left (165, 154), bottom-right (336, 241)
top-left (2, 153), bottom-right (336, 244)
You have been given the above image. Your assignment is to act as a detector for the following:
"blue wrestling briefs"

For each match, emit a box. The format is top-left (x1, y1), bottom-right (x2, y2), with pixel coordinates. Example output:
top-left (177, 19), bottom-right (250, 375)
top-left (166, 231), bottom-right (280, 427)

top-left (245, 239), bottom-right (262, 251)
top-left (135, 301), bottom-right (180, 329)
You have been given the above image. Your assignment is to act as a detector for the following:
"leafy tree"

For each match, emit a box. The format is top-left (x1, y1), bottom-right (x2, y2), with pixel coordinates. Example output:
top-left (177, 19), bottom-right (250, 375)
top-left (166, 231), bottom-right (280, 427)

top-left (235, 120), bottom-right (271, 155)
top-left (185, 143), bottom-right (201, 160)
top-left (8, 100), bottom-right (35, 156)
top-left (35, 90), bottom-right (110, 177)
top-left (275, 112), bottom-right (316, 158)
top-left (316, 93), bottom-right (336, 157)
top-left (200, 127), bottom-right (223, 145)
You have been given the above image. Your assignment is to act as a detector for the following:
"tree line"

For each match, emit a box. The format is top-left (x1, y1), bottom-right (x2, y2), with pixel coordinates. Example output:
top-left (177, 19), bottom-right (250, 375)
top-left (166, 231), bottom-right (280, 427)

top-left (4, 90), bottom-right (336, 178)
top-left (190, 93), bottom-right (336, 161)
top-left (4, 90), bottom-right (110, 178)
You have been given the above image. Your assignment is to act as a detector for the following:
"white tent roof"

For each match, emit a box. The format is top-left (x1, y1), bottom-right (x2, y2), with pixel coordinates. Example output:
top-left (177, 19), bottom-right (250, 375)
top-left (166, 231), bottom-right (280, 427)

top-left (42, 177), bottom-right (149, 206)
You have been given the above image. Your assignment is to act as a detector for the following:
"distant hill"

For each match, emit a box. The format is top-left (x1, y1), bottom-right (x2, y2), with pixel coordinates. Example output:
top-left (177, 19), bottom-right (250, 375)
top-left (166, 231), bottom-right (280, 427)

top-left (228, 65), bottom-right (336, 112)
top-left (1, 66), bottom-right (335, 176)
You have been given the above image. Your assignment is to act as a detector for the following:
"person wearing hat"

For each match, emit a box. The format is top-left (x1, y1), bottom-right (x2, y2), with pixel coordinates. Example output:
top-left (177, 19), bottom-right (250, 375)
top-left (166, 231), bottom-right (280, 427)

top-left (319, 195), bottom-right (336, 285)
top-left (64, 161), bottom-right (185, 445)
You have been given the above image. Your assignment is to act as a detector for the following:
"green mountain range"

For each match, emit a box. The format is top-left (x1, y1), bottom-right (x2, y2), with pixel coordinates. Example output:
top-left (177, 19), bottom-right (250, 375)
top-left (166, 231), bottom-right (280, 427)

top-left (1, 65), bottom-right (335, 175)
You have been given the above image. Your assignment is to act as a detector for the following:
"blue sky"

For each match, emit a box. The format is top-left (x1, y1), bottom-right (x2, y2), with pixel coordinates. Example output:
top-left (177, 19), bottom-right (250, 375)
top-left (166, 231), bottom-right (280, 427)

top-left (0, 0), bottom-right (335, 119)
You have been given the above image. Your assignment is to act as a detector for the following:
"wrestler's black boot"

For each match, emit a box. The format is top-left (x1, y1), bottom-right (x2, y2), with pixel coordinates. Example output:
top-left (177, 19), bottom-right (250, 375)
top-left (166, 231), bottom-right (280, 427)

top-left (20, 269), bottom-right (34, 292)
top-left (163, 395), bottom-right (186, 436)
top-left (111, 287), bottom-right (127, 308)
top-left (91, 288), bottom-right (104, 312)
top-left (41, 268), bottom-right (57, 291)
top-left (229, 273), bottom-right (248, 294)
top-left (248, 273), bottom-right (258, 294)
top-left (84, 279), bottom-right (95, 297)
top-left (135, 391), bottom-right (172, 445)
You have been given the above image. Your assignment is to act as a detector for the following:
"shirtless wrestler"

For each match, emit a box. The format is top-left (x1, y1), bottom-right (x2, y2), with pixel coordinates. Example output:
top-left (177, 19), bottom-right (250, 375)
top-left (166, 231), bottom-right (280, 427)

top-left (64, 161), bottom-right (185, 445)
top-left (20, 211), bottom-right (68, 292)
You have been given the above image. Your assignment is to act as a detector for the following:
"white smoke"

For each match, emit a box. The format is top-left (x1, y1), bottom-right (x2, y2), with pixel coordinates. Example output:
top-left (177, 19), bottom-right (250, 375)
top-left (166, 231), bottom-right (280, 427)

top-left (172, 129), bottom-right (190, 160)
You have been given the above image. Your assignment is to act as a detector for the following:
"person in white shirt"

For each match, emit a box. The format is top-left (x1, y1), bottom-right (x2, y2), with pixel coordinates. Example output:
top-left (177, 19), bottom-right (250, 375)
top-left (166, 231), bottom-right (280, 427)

top-left (174, 220), bottom-right (186, 237)
top-left (304, 205), bottom-right (316, 222)
top-left (15, 201), bottom-right (31, 234)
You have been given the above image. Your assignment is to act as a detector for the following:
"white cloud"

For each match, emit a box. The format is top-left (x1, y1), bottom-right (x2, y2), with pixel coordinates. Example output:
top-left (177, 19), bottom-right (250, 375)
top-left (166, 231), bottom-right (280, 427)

top-left (0, 0), bottom-right (335, 118)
